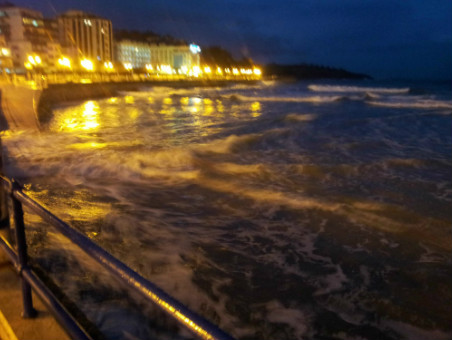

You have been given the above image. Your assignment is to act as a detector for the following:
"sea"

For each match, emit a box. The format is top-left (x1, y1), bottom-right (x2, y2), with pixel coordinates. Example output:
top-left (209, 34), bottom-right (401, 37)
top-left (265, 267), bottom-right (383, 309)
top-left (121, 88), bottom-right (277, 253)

top-left (2, 79), bottom-right (452, 340)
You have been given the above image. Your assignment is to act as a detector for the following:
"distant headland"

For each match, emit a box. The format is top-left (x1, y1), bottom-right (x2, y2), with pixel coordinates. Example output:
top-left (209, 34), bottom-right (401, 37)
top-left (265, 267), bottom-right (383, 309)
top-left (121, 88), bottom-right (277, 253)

top-left (264, 63), bottom-right (372, 80)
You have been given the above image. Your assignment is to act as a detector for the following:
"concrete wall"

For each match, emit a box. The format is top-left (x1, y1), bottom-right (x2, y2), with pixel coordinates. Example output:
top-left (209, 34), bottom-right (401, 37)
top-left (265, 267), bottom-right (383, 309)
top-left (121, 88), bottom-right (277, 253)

top-left (0, 83), bottom-right (42, 131)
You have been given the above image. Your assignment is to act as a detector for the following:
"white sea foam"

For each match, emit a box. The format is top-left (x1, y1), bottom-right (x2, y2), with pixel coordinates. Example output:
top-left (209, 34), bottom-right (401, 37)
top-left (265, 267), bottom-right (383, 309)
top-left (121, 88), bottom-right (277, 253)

top-left (194, 133), bottom-right (261, 154)
top-left (367, 99), bottom-right (452, 109)
top-left (364, 92), bottom-right (381, 99)
top-left (314, 265), bottom-right (348, 295)
top-left (198, 177), bottom-right (342, 212)
top-left (265, 300), bottom-right (310, 338)
top-left (227, 94), bottom-right (343, 103)
top-left (382, 320), bottom-right (452, 340)
top-left (418, 243), bottom-right (450, 263)
top-left (308, 84), bottom-right (410, 94)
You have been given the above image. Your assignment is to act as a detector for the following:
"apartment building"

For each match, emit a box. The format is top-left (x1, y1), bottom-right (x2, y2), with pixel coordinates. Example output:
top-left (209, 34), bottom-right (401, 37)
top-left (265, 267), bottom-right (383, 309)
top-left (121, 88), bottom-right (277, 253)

top-left (0, 3), bottom-right (52, 71)
top-left (57, 10), bottom-right (113, 63)
top-left (116, 39), bottom-right (201, 73)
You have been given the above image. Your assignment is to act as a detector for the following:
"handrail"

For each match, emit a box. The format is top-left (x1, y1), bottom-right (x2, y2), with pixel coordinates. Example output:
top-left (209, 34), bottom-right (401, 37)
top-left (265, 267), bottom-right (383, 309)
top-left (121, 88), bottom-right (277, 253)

top-left (0, 176), bottom-right (235, 340)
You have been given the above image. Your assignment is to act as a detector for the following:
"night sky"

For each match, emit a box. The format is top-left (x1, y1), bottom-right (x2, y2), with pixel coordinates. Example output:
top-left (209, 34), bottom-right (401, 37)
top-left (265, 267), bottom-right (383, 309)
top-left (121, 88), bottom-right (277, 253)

top-left (15, 0), bottom-right (452, 80)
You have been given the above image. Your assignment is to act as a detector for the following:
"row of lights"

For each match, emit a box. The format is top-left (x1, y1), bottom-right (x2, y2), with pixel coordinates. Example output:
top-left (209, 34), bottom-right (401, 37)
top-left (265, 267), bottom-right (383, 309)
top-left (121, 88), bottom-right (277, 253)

top-left (28, 55), bottom-right (263, 77)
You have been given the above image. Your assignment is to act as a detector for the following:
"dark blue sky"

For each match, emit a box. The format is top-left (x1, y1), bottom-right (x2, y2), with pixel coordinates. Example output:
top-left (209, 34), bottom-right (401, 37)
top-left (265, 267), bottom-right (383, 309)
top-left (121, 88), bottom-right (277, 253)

top-left (16, 0), bottom-right (452, 79)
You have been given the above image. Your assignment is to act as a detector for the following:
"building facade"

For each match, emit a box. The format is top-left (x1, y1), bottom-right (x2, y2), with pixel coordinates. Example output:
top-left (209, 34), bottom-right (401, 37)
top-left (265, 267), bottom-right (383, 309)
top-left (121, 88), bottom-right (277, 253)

top-left (149, 44), bottom-right (200, 72)
top-left (57, 10), bottom-right (113, 64)
top-left (115, 40), bottom-right (151, 69)
top-left (115, 40), bottom-right (201, 73)
top-left (0, 4), bottom-right (52, 71)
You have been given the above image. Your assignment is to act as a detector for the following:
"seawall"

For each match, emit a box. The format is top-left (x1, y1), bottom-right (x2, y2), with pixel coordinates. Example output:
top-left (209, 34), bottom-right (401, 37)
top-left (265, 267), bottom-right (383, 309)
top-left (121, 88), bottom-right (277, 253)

top-left (37, 80), bottom-right (241, 124)
top-left (1, 79), bottom-right (257, 130)
top-left (0, 83), bottom-right (42, 131)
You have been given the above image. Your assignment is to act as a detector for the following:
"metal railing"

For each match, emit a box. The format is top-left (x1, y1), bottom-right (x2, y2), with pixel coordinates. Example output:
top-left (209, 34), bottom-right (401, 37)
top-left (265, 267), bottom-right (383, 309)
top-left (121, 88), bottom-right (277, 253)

top-left (0, 176), bottom-right (235, 340)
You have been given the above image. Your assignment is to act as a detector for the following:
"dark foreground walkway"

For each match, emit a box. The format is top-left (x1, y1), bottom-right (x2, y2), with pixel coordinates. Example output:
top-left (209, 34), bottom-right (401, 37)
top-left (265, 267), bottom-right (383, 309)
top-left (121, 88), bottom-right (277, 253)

top-left (0, 251), bottom-right (69, 340)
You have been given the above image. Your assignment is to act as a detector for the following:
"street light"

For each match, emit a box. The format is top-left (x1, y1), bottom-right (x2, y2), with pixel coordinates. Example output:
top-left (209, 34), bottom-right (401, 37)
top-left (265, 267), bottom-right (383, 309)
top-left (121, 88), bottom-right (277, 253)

top-left (192, 66), bottom-right (201, 77)
top-left (104, 61), bottom-right (114, 70)
top-left (58, 57), bottom-right (71, 69)
top-left (27, 54), bottom-right (41, 66)
top-left (81, 59), bottom-right (94, 71)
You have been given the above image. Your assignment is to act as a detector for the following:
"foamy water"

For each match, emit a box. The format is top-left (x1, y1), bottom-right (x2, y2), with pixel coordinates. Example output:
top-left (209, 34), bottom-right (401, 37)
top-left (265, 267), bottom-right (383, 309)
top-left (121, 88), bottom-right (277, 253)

top-left (2, 80), bottom-right (452, 340)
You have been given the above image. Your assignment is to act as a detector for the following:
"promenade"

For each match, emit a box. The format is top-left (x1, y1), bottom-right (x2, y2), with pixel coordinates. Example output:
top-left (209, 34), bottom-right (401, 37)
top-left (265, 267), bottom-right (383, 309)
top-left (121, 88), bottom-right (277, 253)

top-left (0, 251), bottom-right (70, 340)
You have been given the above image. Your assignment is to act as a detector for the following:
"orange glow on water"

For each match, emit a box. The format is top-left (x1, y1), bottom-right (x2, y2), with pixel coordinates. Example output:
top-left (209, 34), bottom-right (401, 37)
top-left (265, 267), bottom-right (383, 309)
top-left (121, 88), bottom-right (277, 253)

top-left (251, 101), bottom-right (261, 117)
top-left (55, 101), bottom-right (100, 132)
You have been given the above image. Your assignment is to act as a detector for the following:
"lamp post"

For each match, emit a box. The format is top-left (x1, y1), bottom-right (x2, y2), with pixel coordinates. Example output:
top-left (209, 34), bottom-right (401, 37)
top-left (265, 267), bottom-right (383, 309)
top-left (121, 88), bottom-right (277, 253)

top-left (57, 57), bottom-right (71, 83)
top-left (24, 54), bottom-right (42, 83)
top-left (103, 61), bottom-right (114, 81)
top-left (123, 63), bottom-right (133, 81)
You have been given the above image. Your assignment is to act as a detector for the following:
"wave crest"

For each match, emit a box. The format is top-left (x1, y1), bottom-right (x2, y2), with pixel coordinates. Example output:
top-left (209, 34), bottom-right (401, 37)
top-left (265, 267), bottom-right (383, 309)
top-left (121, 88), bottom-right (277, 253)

top-left (226, 94), bottom-right (343, 103)
top-left (367, 99), bottom-right (452, 109)
top-left (308, 85), bottom-right (410, 94)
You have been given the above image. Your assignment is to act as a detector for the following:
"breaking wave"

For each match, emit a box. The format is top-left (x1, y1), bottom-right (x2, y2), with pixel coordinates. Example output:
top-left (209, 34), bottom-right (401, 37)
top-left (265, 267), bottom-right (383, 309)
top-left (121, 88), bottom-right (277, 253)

top-left (367, 99), bottom-right (452, 109)
top-left (284, 113), bottom-right (318, 122)
top-left (226, 94), bottom-right (343, 103)
top-left (308, 84), bottom-right (410, 94)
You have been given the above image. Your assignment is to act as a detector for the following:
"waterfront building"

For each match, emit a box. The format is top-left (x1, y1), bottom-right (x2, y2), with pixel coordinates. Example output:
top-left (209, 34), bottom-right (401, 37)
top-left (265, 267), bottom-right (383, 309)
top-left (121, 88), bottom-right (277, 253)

top-left (149, 43), bottom-right (200, 73)
top-left (0, 4), bottom-right (51, 71)
top-left (57, 10), bottom-right (113, 65)
top-left (115, 40), bottom-right (201, 74)
top-left (43, 19), bottom-right (62, 72)
top-left (115, 40), bottom-right (151, 69)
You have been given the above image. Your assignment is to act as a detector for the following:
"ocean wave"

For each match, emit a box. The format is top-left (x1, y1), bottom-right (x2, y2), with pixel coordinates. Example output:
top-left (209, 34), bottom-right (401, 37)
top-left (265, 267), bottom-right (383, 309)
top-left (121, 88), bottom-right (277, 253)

top-left (265, 301), bottom-right (310, 338)
top-left (194, 133), bottom-right (262, 154)
top-left (308, 84), bottom-right (410, 94)
top-left (364, 92), bottom-right (381, 99)
top-left (367, 99), bottom-right (452, 109)
top-left (284, 113), bottom-right (318, 122)
top-left (224, 80), bottom-right (277, 90)
top-left (383, 158), bottom-right (425, 168)
top-left (118, 87), bottom-right (198, 98)
top-left (209, 162), bottom-right (266, 176)
top-left (226, 94), bottom-right (343, 103)
top-left (381, 320), bottom-right (452, 340)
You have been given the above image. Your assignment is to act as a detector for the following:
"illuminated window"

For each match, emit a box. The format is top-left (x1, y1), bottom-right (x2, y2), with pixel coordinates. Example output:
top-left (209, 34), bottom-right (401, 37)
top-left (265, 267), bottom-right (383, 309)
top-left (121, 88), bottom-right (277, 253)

top-left (22, 17), bottom-right (43, 26)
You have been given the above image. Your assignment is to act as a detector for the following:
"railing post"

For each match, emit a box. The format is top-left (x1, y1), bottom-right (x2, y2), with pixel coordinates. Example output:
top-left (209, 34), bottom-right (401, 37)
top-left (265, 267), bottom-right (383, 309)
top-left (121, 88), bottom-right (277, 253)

top-left (0, 137), bottom-right (10, 228)
top-left (11, 179), bottom-right (37, 318)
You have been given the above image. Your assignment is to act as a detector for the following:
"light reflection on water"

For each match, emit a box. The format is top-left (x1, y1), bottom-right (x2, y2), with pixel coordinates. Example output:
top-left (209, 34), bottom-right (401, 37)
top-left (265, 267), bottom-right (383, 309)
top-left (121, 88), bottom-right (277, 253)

top-left (2, 81), bottom-right (452, 340)
top-left (55, 100), bottom-right (100, 132)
